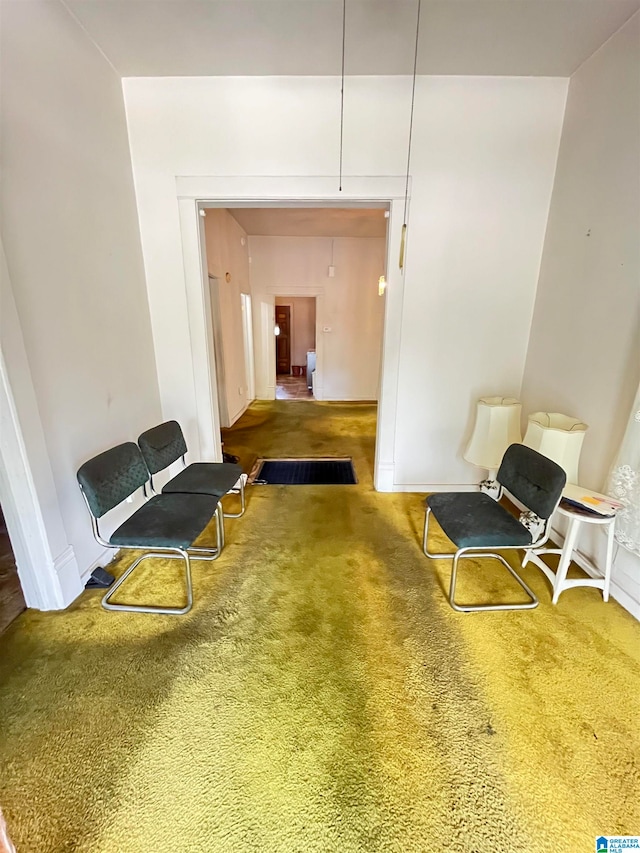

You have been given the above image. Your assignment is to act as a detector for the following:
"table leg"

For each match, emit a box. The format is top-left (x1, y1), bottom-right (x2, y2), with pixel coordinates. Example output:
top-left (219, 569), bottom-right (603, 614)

top-left (552, 516), bottom-right (581, 605)
top-left (603, 518), bottom-right (615, 603)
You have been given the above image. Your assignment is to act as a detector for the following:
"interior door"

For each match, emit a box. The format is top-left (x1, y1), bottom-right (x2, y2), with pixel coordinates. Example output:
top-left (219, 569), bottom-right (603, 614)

top-left (275, 305), bottom-right (291, 375)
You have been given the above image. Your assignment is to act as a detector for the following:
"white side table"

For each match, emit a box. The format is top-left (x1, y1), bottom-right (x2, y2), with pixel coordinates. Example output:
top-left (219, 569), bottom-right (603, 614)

top-left (522, 500), bottom-right (616, 604)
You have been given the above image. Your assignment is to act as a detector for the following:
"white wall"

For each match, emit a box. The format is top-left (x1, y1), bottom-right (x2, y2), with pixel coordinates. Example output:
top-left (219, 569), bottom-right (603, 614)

top-left (275, 297), bottom-right (316, 369)
top-left (204, 210), bottom-right (252, 425)
top-left (255, 237), bottom-right (384, 400)
top-left (123, 74), bottom-right (567, 486)
top-left (1, 0), bottom-right (161, 598)
top-left (521, 13), bottom-right (640, 614)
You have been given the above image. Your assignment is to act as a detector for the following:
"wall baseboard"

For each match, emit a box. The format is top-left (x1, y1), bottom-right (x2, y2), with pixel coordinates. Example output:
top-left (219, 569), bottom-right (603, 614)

top-left (228, 402), bottom-right (249, 427)
top-left (54, 546), bottom-right (83, 607)
top-left (391, 483), bottom-right (478, 494)
top-left (256, 387), bottom-right (276, 401)
top-left (80, 547), bottom-right (118, 585)
top-left (374, 463), bottom-right (395, 492)
top-left (321, 396), bottom-right (378, 402)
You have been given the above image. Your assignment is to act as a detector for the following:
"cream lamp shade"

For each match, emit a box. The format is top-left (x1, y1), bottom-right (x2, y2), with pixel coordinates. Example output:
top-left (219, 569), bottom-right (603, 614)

top-left (464, 397), bottom-right (523, 475)
top-left (523, 412), bottom-right (588, 485)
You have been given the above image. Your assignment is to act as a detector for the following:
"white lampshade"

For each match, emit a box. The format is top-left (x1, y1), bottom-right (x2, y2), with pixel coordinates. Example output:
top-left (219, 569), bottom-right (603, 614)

top-left (523, 412), bottom-right (587, 485)
top-left (464, 396), bottom-right (523, 473)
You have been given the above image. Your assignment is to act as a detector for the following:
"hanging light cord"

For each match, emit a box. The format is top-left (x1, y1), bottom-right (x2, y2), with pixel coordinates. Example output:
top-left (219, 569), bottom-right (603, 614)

top-left (339, 0), bottom-right (346, 191)
top-left (403, 0), bottom-right (421, 224)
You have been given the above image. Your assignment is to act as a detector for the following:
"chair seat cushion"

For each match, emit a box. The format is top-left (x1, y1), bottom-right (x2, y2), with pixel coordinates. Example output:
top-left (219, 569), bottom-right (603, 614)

top-left (162, 462), bottom-right (243, 498)
top-left (426, 492), bottom-right (532, 549)
top-left (110, 493), bottom-right (219, 549)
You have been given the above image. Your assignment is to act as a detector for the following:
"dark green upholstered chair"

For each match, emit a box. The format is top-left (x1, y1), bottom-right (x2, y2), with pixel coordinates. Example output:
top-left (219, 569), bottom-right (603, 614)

top-left (77, 442), bottom-right (223, 615)
top-left (423, 444), bottom-right (566, 612)
top-left (137, 422), bottom-right (245, 545)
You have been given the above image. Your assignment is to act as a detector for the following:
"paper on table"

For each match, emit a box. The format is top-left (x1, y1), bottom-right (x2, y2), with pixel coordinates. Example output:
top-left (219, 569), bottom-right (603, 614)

top-left (562, 484), bottom-right (624, 516)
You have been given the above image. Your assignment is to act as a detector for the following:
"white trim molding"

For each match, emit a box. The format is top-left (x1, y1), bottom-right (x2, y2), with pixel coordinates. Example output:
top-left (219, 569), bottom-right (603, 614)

top-left (176, 177), bottom-right (409, 492)
top-left (80, 547), bottom-right (117, 585)
top-left (0, 353), bottom-right (81, 609)
top-left (0, 239), bottom-right (82, 610)
top-left (390, 482), bottom-right (479, 494)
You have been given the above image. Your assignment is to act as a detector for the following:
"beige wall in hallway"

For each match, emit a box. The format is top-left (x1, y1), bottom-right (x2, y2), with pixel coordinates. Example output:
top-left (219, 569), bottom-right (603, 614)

top-left (251, 237), bottom-right (385, 401)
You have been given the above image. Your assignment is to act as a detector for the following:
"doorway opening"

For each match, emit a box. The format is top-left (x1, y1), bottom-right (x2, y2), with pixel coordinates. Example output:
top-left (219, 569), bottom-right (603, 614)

top-left (275, 297), bottom-right (317, 400)
top-left (177, 180), bottom-right (406, 491)
top-left (200, 203), bottom-right (390, 465)
top-left (0, 503), bottom-right (25, 634)
top-left (201, 202), bottom-right (390, 470)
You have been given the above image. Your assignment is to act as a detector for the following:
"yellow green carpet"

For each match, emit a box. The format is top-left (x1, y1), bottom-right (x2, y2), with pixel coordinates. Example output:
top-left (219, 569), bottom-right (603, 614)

top-left (0, 401), bottom-right (639, 852)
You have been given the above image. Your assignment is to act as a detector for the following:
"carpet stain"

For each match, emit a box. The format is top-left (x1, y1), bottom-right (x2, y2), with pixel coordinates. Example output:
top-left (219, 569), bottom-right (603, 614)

top-left (0, 401), bottom-right (638, 852)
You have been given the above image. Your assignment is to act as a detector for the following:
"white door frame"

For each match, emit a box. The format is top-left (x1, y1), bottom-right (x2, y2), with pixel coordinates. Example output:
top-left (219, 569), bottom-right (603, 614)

top-left (241, 293), bottom-right (256, 402)
top-left (207, 274), bottom-right (230, 428)
top-left (0, 354), bottom-right (59, 609)
top-left (0, 240), bottom-right (81, 608)
top-left (177, 176), bottom-right (408, 491)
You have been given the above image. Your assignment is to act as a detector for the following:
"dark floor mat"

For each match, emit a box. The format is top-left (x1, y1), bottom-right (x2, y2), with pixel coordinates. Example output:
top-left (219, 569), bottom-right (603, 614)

top-left (256, 459), bottom-right (357, 485)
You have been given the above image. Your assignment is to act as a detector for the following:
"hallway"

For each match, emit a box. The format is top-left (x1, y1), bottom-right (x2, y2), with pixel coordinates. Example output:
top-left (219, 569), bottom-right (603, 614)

top-left (275, 374), bottom-right (313, 400)
top-left (0, 402), bottom-right (638, 852)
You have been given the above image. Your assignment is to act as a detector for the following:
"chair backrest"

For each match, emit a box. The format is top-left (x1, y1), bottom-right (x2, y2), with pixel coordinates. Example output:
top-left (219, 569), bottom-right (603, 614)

top-left (497, 444), bottom-right (566, 519)
top-left (77, 442), bottom-right (149, 518)
top-left (138, 420), bottom-right (188, 475)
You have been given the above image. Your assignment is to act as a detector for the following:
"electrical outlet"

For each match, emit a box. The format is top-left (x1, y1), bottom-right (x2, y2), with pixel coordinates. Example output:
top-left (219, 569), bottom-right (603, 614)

top-left (238, 386), bottom-right (243, 395)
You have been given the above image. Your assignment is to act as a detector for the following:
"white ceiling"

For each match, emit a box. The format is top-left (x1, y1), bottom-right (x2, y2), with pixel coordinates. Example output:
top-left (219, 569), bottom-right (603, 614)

top-left (63, 0), bottom-right (640, 78)
top-left (228, 207), bottom-right (388, 237)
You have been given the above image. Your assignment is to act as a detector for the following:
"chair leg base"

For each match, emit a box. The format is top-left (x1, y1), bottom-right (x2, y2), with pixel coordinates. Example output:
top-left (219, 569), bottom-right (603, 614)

top-left (223, 476), bottom-right (246, 519)
top-left (102, 550), bottom-right (194, 615)
top-left (422, 507), bottom-right (456, 559)
top-left (423, 508), bottom-right (538, 612)
top-left (100, 515), bottom-right (223, 615)
top-left (449, 551), bottom-right (538, 612)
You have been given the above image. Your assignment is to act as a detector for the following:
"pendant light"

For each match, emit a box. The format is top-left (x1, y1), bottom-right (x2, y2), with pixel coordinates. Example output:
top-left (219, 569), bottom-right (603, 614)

top-left (339, 0), bottom-right (346, 192)
top-left (400, 0), bottom-right (422, 271)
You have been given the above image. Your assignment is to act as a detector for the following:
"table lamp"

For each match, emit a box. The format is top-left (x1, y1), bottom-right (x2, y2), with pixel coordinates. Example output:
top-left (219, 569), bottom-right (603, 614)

top-left (522, 412), bottom-right (588, 485)
top-left (464, 396), bottom-right (523, 494)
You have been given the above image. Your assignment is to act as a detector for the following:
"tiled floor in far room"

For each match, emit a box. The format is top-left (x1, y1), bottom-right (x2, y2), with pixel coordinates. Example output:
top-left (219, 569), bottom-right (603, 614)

top-left (275, 375), bottom-right (314, 400)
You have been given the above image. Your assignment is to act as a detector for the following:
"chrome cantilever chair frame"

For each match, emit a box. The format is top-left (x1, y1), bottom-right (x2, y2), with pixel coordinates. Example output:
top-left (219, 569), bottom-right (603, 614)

top-left (422, 458), bottom-right (564, 613)
top-left (79, 486), bottom-right (224, 616)
top-left (147, 454), bottom-right (245, 526)
top-left (424, 497), bottom-right (551, 613)
top-left (138, 419), bottom-right (246, 526)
